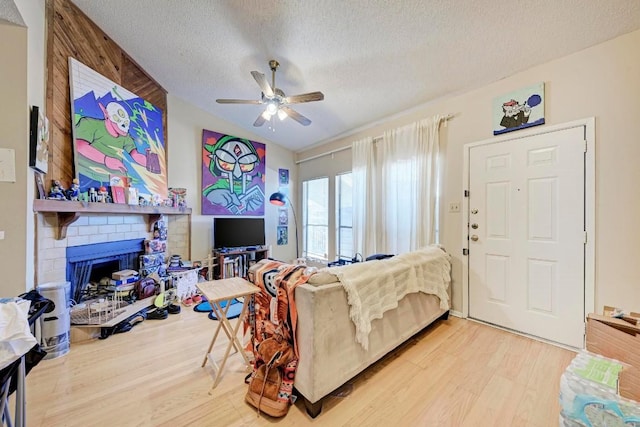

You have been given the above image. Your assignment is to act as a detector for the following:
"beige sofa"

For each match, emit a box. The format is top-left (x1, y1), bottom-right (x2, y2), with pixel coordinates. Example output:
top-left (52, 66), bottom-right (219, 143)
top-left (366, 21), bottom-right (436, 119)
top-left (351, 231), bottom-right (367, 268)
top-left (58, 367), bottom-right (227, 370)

top-left (292, 248), bottom-right (451, 417)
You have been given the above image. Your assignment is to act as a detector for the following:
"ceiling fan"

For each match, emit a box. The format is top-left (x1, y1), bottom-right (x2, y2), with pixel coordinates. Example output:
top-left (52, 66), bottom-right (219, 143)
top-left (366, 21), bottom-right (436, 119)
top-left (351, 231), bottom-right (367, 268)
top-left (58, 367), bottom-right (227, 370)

top-left (216, 59), bottom-right (324, 127)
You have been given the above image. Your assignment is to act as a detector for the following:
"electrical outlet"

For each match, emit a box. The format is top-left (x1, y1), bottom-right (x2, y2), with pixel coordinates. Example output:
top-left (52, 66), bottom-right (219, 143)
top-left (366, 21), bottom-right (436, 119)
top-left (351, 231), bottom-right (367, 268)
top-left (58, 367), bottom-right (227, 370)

top-left (449, 202), bottom-right (460, 213)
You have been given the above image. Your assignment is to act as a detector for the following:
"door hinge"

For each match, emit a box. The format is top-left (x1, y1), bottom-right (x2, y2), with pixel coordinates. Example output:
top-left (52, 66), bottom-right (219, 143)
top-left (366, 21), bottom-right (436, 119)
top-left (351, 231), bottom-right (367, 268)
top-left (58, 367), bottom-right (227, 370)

top-left (463, 248), bottom-right (469, 256)
top-left (464, 190), bottom-right (470, 198)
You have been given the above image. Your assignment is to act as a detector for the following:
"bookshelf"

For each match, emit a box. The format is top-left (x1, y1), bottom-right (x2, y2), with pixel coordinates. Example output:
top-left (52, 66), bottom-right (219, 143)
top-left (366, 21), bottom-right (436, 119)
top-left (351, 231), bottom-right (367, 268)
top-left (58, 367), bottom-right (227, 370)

top-left (213, 248), bottom-right (269, 279)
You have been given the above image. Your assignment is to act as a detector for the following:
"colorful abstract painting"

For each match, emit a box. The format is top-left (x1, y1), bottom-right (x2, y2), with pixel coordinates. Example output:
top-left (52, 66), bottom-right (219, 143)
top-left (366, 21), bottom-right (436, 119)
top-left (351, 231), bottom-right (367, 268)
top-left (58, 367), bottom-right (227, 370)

top-left (201, 129), bottom-right (266, 215)
top-left (69, 58), bottom-right (168, 199)
top-left (492, 82), bottom-right (545, 135)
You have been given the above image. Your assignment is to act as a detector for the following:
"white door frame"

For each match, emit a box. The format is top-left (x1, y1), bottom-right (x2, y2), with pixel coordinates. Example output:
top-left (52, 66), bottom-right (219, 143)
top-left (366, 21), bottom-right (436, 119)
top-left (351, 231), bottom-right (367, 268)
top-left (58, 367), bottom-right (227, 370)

top-left (461, 118), bottom-right (595, 325)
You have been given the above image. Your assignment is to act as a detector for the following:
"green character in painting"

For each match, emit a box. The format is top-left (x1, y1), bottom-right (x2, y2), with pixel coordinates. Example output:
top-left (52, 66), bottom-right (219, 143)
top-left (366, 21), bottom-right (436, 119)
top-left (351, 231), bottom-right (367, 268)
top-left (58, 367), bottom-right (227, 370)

top-left (203, 135), bottom-right (263, 213)
top-left (75, 102), bottom-right (155, 191)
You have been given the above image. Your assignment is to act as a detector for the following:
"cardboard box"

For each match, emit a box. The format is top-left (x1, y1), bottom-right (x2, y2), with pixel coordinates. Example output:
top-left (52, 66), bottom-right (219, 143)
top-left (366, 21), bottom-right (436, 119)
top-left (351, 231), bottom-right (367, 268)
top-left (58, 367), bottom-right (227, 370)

top-left (586, 313), bottom-right (640, 401)
top-left (109, 276), bottom-right (139, 286)
top-left (112, 269), bottom-right (139, 280)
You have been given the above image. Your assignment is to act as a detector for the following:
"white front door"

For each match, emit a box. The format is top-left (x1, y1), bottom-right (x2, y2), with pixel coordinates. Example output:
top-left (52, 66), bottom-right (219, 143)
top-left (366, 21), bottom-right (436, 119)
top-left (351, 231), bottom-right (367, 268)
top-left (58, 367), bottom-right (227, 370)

top-left (468, 126), bottom-right (585, 348)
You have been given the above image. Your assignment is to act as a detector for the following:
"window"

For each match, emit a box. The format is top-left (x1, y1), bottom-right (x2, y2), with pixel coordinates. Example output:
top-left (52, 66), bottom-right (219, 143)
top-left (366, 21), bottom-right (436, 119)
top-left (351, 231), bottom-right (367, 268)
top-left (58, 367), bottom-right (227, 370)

top-left (336, 172), bottom-right (353, 260)
top-left (302, 177), bottom-right (328, 260)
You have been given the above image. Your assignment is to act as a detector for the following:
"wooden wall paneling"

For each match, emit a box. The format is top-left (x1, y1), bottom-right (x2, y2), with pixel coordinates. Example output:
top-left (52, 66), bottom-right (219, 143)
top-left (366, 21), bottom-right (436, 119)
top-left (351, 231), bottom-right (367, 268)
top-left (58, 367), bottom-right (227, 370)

top-left (44, 0), bottom-right (55, 187)
top-left (45, 0), bottom-right (168, 190)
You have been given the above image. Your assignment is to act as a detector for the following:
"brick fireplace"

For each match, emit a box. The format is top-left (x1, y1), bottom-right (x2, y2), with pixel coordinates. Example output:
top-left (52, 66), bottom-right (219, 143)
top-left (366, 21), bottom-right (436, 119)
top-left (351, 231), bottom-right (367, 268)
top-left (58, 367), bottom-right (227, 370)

top-left (36, 212), bottom-right (190, 302)
top-left (66, 239), bottom-right (144, 302)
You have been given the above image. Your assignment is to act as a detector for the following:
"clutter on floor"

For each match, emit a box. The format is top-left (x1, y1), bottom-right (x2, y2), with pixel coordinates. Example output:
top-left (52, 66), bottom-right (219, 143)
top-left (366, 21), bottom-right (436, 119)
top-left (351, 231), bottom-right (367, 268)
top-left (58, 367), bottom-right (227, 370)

top-left (559, 306), bottom-right (640, 425)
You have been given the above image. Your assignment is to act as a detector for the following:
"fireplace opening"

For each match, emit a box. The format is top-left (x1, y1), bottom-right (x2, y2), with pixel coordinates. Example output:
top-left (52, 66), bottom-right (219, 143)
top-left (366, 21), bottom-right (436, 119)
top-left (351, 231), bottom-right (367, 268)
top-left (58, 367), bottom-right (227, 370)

top-left (66, 239), bottom-right (144, 303)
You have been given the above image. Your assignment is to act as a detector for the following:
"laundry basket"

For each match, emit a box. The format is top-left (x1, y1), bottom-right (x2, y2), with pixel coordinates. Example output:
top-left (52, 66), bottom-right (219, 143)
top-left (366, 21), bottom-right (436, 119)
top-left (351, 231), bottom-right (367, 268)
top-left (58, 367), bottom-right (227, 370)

top-left (36, 281), bottom-right (71, 359)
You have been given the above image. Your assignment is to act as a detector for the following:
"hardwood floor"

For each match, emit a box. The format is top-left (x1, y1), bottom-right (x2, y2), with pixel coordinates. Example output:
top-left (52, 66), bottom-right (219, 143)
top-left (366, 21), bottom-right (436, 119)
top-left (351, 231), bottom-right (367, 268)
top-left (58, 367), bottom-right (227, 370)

top-left (25, 307), bottom-right (575, 426)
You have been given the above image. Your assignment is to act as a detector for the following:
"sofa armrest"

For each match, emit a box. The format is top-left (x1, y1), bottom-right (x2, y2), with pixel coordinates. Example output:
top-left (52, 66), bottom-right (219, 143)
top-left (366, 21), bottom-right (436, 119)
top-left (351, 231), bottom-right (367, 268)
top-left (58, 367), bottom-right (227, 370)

top-left (294, 282), bottom-right (346, 403)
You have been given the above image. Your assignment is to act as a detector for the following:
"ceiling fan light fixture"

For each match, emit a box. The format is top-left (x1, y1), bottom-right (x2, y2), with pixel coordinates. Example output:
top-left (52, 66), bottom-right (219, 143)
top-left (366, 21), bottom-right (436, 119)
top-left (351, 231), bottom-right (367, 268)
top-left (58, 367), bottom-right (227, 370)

top-left (266, 101), bottom-right (278, 115)
top-left (261, 110), bottom-right (272, 120)
top-left (277, 109), bottom-right (288, 121)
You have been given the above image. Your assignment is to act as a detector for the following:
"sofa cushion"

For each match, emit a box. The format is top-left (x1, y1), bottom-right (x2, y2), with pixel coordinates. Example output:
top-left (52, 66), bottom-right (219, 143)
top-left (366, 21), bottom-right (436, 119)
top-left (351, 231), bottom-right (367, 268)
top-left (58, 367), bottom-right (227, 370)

top-left (307, 271), bottom-right (338, 286)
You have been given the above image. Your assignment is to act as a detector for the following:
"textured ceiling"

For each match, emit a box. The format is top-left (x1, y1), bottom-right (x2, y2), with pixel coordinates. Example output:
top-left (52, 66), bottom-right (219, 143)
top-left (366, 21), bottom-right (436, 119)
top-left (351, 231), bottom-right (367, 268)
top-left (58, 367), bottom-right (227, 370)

top-left (72, 0), bottom-right (640, 152)
top-left (0, 0), bottom-right (25, 26)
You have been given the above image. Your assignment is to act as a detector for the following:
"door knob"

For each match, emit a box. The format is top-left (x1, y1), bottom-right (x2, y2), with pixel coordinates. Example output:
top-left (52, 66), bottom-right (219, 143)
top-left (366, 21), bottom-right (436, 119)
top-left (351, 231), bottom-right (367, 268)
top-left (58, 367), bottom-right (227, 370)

top-left (470, 235), bottom-right (479, 241)
top-left (471, 223), bottom-right (478, 229)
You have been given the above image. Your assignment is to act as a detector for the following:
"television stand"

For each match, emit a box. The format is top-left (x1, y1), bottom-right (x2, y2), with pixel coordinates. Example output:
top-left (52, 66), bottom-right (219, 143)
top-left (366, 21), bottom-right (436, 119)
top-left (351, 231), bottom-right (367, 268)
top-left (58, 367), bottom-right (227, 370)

top-left (213, 247), bottom-right (269, 279)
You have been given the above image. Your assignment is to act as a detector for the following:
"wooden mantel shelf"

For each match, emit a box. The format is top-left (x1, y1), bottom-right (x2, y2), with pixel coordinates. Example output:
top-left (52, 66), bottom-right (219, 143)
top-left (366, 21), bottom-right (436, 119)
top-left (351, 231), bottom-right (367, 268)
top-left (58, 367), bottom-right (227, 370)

top-left (33, 199), bottom-right (192, 240)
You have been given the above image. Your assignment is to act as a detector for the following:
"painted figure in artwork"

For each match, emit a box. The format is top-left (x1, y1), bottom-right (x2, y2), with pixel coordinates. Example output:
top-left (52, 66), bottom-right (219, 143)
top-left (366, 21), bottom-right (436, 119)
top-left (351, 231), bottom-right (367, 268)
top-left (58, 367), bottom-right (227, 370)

top-left (203, 135), bottom-right (264, 213)
top-left (74, 101), bottom-right (158, 191)
top-left (500, 99), bottom-right (531, 129)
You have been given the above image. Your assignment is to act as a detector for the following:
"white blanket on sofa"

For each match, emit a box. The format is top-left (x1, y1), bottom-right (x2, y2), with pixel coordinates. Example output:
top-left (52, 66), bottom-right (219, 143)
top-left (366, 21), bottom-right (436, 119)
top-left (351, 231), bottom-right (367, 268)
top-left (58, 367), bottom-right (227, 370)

top-left (325, 246), bottom-right (451, 350)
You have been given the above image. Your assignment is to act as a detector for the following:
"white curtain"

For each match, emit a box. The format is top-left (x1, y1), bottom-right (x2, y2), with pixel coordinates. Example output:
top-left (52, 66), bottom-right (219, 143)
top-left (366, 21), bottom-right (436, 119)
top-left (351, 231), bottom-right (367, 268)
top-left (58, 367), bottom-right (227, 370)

top-left (353, 115), bottom-right (443, 256)
top-left (351, 136), bottom-right (376, 257)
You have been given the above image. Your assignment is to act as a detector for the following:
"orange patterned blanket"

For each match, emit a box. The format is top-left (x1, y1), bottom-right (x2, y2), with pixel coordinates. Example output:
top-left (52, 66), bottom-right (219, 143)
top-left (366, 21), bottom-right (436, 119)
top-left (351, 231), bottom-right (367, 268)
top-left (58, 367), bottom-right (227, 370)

top-left (245, 260), bottom-right (311, 405)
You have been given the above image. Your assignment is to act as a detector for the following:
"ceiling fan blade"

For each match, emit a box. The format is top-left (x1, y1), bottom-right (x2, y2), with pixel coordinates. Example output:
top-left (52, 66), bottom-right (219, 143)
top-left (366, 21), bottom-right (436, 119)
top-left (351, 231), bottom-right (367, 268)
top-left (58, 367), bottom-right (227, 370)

top-left (216, 98), bottom-right (262, 104)
top-left (253, 112), bottom-right (267, 127)
top-left (284, 91), bottom-right (324, 104)
top-left (251, 71), bottom-right (274, 98)
top-left (281, 106), bottom-right (311, 126)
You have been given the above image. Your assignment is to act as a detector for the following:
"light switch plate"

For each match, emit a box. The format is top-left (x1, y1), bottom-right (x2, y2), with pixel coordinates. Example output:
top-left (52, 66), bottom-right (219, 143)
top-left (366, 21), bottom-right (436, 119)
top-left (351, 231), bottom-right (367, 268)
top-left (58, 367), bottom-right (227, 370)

top-left (449, 202), bottom-right (460, 213)
top-left (0, 231), bottom-right (4, 240)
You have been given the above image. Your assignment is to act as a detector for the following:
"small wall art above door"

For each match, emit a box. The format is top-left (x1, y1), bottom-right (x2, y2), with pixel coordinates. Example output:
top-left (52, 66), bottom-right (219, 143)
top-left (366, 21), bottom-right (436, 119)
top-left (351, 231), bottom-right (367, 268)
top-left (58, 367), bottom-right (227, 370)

top-left (492, 82), bottom-right (545, 135)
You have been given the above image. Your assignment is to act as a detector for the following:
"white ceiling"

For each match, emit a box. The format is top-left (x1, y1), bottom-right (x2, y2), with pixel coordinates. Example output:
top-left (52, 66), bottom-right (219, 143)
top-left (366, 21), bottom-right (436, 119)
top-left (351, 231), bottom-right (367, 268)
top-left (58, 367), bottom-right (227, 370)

top-left (72, 0), bottom-right (640, 152)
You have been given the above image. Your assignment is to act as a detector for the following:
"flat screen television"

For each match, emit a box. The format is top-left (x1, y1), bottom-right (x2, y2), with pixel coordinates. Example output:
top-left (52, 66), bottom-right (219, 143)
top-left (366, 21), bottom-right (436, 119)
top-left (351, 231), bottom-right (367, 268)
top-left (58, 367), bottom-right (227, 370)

top-left (213, 217), bottom-right (265, 249)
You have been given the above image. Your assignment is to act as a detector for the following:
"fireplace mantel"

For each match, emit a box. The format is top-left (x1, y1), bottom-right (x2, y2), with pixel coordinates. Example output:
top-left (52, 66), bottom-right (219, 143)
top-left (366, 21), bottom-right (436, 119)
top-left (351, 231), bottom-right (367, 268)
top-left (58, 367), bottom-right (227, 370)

top-left (33, 199), bottom-right (192, 240)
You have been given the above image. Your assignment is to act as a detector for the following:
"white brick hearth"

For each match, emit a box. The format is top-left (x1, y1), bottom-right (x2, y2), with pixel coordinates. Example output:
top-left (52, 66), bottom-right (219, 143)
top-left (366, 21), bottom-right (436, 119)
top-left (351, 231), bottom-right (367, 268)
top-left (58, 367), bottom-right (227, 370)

top-left (36, 213), bottom-right (190, 285)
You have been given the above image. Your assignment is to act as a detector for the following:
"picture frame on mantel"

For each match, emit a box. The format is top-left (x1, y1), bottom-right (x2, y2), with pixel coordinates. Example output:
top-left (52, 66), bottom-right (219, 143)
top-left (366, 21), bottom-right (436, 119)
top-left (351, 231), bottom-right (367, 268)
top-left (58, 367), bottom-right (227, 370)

top-left (29, 105), bottom-right (49, 174)
top-left (35, 172), bottom-right (46, 199)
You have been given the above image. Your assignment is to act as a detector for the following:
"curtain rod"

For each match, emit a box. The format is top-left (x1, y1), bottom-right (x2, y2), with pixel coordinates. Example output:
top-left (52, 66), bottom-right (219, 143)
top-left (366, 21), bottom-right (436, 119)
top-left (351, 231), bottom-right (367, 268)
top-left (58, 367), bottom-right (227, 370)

top-left (296, 113), bottom-right (454, 164)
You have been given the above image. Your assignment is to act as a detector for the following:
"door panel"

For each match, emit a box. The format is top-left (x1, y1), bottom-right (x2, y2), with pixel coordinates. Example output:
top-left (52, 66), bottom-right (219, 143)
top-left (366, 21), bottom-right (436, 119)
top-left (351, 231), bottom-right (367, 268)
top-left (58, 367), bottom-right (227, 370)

top-left (468, 126), bottom-right (585, 348)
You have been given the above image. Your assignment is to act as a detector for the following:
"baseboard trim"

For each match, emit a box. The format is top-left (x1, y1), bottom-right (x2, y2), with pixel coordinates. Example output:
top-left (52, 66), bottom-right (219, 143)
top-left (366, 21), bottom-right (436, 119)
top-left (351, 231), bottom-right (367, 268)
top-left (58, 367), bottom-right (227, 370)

top-left (467, 317), bottom-right (581, 352)
top-left (449, 310), bottom-right (463, 318)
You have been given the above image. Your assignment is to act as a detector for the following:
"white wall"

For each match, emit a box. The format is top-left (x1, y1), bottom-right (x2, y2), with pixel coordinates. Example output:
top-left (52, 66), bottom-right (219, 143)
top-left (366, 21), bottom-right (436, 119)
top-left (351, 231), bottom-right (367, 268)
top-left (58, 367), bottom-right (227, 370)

top-left (297, 29), bottom-right (640, 313)
top-left (15, 0), bottom-right (46, 292)
top-left (167, 95), bottom-right (298, 263)
top-left (0, 0), bottom-right (43, 297)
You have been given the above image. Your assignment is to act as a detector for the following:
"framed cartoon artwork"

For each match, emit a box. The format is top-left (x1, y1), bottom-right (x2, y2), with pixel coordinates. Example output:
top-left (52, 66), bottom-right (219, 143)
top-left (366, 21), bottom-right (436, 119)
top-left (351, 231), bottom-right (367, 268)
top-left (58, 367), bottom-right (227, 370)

top-left (277, 226), bottom-right (288, 245)
top-left (201, 129), bottom-right (266, 216)
top-left (69, 58), bottom-right (168, 200)
top-left (278, 208), bottom-right (288, 225)
top-left (111, 186), bottom-right (126, 204)
top-left (492, 82), bottom-right (545, 135)
top-left (279, 168), bottom-right (289, 185)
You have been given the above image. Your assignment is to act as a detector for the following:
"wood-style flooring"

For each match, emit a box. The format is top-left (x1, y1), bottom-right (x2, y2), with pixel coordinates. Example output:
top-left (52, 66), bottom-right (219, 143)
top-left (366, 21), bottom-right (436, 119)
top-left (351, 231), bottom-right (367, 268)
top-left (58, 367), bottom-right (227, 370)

top-left (24, 306), bottom-right (575, 426)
